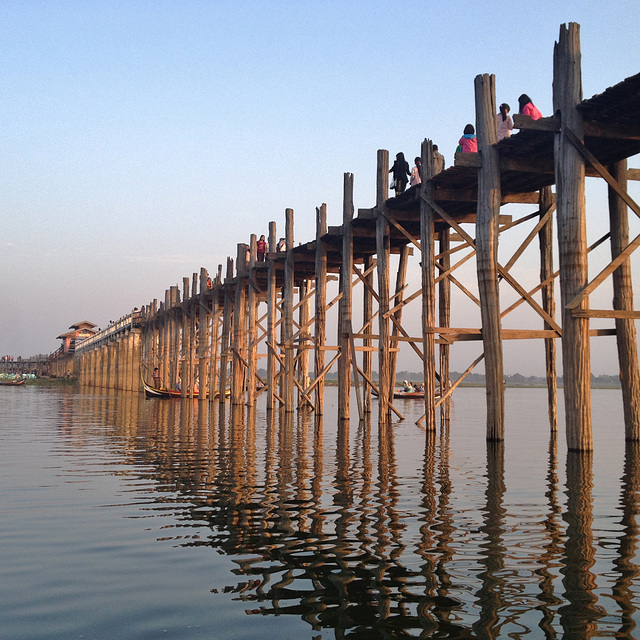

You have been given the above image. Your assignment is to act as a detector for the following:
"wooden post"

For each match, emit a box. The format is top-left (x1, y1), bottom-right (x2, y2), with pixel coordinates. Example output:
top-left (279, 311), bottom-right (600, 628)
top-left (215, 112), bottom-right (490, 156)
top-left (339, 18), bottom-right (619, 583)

top-left (376, 149), bottom-right (391, 422)
top-left (314, 205), bottom-right (327, 415)
top-left (189, 273), bottom-right (198, 396)
top-left (267, 221), bottom-right (277, 411)
top-left (198, 268), bottom-right (209, 400)
top-left (247, 235), bottom-right (258, 408)
top-left (475, 73), bottom-right (504, 441)
top-left (171, 285), bottom-right (181, 392)
top-left (297, 279), bottom-right (312, 408)
top-left (389, 244), bottom-right (410, 398)
top-left (438, 228), bottom-right (451, 423)
top-left (219, 258), bottom-right (234, 402)
top-left (181, 276), bottom-right (190, 397)
top-left (284, 209), bottom-right (295, 413)
top-left (208, 284), bottom-right (220, 402)
top-left (608, 159), bottom-right (640, 440)
top-left (232, 244), bottom-right (248, 405)
top-left (338, 173), bottom-right (354, 421)
top-left (553, 22), bottom-right (592, 450)
top-left (420, 138), bottom-right (437, 431)
top-left (539, 186), bottom-right (558, 431)
top-left (363, 255), bottom-right (374, 414)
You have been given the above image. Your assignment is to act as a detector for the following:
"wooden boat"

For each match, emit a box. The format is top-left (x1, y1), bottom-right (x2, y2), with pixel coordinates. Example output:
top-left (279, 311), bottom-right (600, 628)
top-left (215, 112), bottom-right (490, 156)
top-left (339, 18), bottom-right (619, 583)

top-left (372, 385), bottom-right (441, 399)
top-left (142, 379), bottom-right (230, 399)
top-left (0, 378), bottom-right (26, 386)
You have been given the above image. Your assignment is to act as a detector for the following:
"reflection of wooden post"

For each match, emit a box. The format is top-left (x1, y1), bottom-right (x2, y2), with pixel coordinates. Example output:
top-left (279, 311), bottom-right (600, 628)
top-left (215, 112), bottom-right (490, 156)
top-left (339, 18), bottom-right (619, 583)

top-left (376, 149), bottom-right (391, 422)
top-left (267, 221), bottom-right (277, 410)
top-left (338, 173), bottom-right (354, 421)
top-left (363, 256), bottom-right (373, 414)
top-left (219, 258), bottom-right (234, 402)
top-left (553, 23), bottom-right (591, 450)
top-left (539, 186), bottom-right (558, 431)
top-left (198, 268), bottom-right (209, 400)
top-left (609, 160), bottom-right (640, 440)
top-left (314, 206), bottom-right (327, 415)
top-left (421, 138), bottom-right (437, 431)
top-left (475, 73), bottom-right (504, 441)
top-left (247, 236), bottom-right (258, 408)
top-left (284, 209), bottom-right (295, 412)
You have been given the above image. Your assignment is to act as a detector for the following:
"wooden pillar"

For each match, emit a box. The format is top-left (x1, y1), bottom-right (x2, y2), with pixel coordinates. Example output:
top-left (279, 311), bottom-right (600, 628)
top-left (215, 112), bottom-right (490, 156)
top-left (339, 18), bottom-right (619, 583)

top-left (160, 292), bottom-right (170, 390)
top-left (439, 228), bottom-right (451, 422)
top-left (131, 328), bottom-right (141, 393)
top-left (181, 277), bottom-right (190, 397)
top-left (284, 209), bottom-right (295, 413)
top-left (314, 205), bottom-right (327, 415)
top-left (376, 149), bottom-right (391, 422)
top-left (219, 258), bottom-right (234, 402)
top-left (363, 255), bottom-right (374, 413)
top-left (475, 73), bottom-right (504, 441)
top-left (247, 236), bottom-right (258, 407)
top-left (189, 274), bottom-right (198, 396)
top-left (297, 279), bottom-right (312, 408)
top-left (338, 173), bottom-right (354, 421)
top-left (608, 159), bottom-right (640, 440)
top-left (539, 186), bottom-right (558, 431)
top-left (198, 268), bottom-right (209, 401)
top-left (232, 244), bottom-right (248, 405)
top-left (420, 138), bottom-right (437, 431)
top-left (389, 244), bottom-right (410, 398)
top-left (208, 283), bottom-right (220, 402)
top-left (553, 22), bottom-right (592, 450)
top-left (267, 221), bottom-right (277, 411)
top-left (171, 285), bottom-right (181, 393)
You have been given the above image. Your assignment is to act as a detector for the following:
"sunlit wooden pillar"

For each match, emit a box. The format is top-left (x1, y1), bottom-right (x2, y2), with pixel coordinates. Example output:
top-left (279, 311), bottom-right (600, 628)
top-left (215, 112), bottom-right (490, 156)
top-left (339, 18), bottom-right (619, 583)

top-left (338, 173), bottom-right (354, 422)
top-left (553, 22), bottom-right (592, 450)
top-left (539, 186), bottom-right (558, 431)
top-left (439, 229), bottom-right (451, 422)
top-left (283, 208), bottom-right (295, 413)
top-left (232, 243), bottom-right (248, 405)
top-left (198, 268), bottom-right (210, 401)
top-left (107, 340), bottom-right (117, 390)
top-left (171, 285), bottom-right (181, 393)
top-left (267, 221), bottom-right (278, 410)
top-left (363, 255), bottom-right (374, 413)
top-left (608, 159), bottom-right (640, 440)
top-left (180, 277), bottom-right (190, 397)
top-left (314, 205), bottom-right (327, 415)
top-left (389, 244), bottom-right (410, 397)
top-left (161, 292), bottom-right (170, 390)
top-left (131, 328), bottom-right (142, 393)
top-left (376, 149), bottom-right (391, 422)
top-left (208, 281), bottom-right (220, 402)
top-left (475, 72), bottom-right (504, 441)
top-left (420, 138), bottom-right (437, 431)
top-left (247, 236), bottom-right (258, 408)
top-left (189, 273), bottom-right (198, 396)
top-left (297, 279), bottom-right (312, 408)
top-left (99, 345), bottom-right (107, 389)
top-left (219, 257), bottom-right (234, 402)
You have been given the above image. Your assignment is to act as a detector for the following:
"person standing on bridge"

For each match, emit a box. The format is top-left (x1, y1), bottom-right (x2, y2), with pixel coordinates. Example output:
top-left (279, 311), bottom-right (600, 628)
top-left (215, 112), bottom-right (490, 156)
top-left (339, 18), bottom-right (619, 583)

top-left (256, 235), bottom-right (267, 262)
top-left (389, 152), bottom-right (411, 196)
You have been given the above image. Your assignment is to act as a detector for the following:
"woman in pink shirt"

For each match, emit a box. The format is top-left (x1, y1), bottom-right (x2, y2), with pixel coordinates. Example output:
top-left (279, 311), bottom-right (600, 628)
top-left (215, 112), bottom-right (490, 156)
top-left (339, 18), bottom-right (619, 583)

top-left (518, 94), bottom-right (543, 120)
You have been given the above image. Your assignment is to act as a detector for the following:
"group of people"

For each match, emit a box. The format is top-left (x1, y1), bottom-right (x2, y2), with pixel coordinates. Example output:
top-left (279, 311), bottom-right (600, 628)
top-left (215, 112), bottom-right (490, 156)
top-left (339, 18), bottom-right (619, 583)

top-left (457, 93), bottom-right (543, 152)
top-left (389, 94), bottom-right (542, 197)
top-left (255, 235), bottom-right (287, 262)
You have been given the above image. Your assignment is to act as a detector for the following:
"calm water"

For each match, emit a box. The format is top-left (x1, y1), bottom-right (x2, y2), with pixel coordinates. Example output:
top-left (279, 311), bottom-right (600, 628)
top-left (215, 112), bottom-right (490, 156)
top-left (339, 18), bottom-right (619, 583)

top-left (1, 385), bottom-right (638, 639)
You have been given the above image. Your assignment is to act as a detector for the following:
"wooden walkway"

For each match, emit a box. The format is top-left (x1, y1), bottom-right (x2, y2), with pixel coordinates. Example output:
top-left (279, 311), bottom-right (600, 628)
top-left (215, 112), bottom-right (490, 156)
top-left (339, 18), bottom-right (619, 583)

top-left (73, 24), bottom-right (640, 451)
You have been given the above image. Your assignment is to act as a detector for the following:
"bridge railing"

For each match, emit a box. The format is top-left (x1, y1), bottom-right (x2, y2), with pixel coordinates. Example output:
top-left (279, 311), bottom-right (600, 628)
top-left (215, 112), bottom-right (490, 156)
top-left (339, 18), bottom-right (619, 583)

top-left (74, 310), bottom-right (142, 354)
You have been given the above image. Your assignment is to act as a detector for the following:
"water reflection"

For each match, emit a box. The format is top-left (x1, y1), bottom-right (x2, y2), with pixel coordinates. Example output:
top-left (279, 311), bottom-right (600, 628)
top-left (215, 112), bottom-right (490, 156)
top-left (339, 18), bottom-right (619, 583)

top-left (38, 389), bottom-right (640, 638)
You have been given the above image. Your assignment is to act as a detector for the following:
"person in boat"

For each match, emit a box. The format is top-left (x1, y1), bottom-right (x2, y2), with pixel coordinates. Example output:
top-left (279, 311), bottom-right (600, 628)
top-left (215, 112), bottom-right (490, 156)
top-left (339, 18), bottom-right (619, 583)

top-left (152, 367), bottom-right (162, 389)
top-left (402, 380), bottom-right (413, 392)
top-left (415, 384), bottom-right (424, 393)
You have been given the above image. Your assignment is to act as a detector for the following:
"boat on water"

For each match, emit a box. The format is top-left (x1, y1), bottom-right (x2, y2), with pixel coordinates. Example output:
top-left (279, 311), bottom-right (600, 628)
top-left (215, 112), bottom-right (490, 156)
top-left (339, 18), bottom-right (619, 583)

top-left (0, 378), bottom-right (27, 387)
top-left (142, 379), bottom-right (235, 399)
top-left (372, 381), bottom-right (441, 400)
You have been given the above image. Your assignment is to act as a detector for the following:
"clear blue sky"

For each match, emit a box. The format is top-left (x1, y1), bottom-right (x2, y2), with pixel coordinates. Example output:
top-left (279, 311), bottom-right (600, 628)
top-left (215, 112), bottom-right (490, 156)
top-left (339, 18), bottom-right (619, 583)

top-left (1, 1), bottom-right (638, 374)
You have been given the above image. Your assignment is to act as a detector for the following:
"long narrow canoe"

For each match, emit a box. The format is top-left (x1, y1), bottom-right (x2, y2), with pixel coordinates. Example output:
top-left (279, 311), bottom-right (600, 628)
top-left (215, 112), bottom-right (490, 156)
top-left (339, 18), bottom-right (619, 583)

top-left (0, 378), bottom-right (27, 386)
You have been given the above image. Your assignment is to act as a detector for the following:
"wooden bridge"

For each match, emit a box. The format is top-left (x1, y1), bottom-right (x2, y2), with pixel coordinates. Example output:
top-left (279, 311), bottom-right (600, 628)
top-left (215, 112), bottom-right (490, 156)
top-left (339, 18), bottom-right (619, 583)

top-left (70, 24), bottom-right (639, 451)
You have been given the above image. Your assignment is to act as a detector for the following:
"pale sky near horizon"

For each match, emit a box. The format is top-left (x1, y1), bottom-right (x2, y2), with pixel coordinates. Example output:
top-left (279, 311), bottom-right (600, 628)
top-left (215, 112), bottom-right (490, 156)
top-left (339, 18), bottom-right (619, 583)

top-left (1, 1), bottom-right (639, 376)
